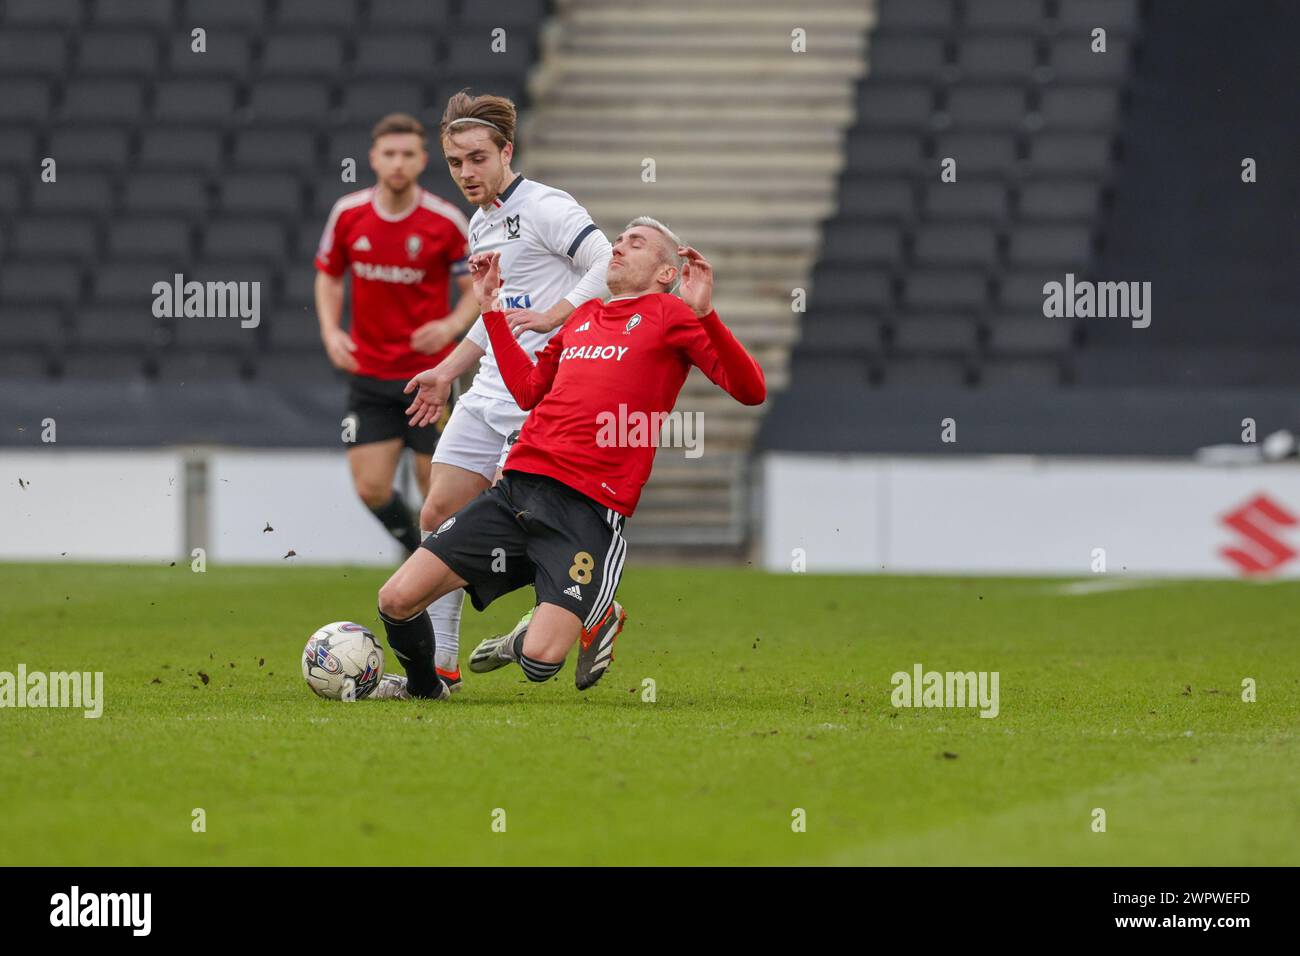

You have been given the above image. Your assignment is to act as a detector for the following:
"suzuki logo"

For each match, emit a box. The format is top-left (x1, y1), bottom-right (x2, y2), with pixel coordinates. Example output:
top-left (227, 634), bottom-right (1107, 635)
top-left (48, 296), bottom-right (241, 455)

top-left (1219, 494), bottom-right (1297, 575)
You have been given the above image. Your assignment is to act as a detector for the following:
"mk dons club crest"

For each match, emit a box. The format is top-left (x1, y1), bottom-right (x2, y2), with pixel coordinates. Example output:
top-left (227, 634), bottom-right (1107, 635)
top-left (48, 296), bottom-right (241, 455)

top-left (405, 234), bottom-right (422, 259)
top-left (624, 313), bottom-right (641, 335)
top-left (505, 214), bottom-right (521, 239)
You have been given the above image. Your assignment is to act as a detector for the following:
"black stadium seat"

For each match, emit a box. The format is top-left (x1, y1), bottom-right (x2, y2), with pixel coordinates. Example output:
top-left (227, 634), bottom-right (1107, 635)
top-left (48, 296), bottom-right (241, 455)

top-left (232, 130), bottom-right (319, 173)
top-left (354, 35), bottom-right (441, 80)
top-left (0, 79), bottom-right (52, 122)
top-left (866, 36), bottom-right (947, 81)
top-left (4, 0), bottom-right (83, 29)
top-left (12, 218), bottom-right (100, 264)
top-left (77, 32), bottom-right (160, 78)
top-left (260, 35), bottom-right (346, 79)
top-left (0, 261), bottom-right (83, 305)
top-left (922, 181), bottom-right (1008, 220)
top-left (964, 0), bottom-right (1046, 34)
top-left (219, 173), bottom-right (303, 220)
top-left (368, 0), bottom-right (452, 30)
top-left (27, 172), bottom-right (115, 216)
top-left (59, 81), bottom-right (146, 124)
top-left (122, 173), bottom-right (210, 219)
top-left (339, 83), bottom-right (424, 125)
top-left (166, 32), bottom-right (252, 78)
top-left (107, 219), bottom-right (194, 262)
top-left (91, 0), bottom-right (174, 31)
top-left (0, 32), bottom-right (69, 79)
top-left (181, 0), bottom-right (267, 34)
top-left (138, 128), bottom-right (226, 172)
top-left (276, 0), bottom-right (359, 30)
top-left (154, 80), bottom-right (238, 123)
top-left (246, 81), bottom-right (332, 126)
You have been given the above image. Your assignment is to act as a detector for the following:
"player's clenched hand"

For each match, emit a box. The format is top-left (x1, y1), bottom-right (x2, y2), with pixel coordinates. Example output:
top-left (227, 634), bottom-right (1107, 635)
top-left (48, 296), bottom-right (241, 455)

top-left (403, 369), bottom-right (451, 428)
top-left (323, 327), bottom-right (359, 372)
top-left (677, 246), bottom-right (714, 318)
top-left (468, 251), bottom-right (504, 313)
top-left (410, 319), bottom-right (456, 355)
top-left (505, 308), bottom-right (562, 337)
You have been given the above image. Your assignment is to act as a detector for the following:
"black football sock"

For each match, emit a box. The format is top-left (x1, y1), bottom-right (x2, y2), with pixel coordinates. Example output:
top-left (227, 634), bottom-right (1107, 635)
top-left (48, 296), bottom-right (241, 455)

top-left (378, 606), bottom-right (444, 698)
top-left (518, 647), bottom-right (564, 683)
top-left (368, 492), bottom-right (420, 554)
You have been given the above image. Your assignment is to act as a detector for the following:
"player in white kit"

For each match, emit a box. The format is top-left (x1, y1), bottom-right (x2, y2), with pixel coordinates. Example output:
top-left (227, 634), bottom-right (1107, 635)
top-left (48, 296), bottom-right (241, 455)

top-left (399, 91), bottom-right (622, 694)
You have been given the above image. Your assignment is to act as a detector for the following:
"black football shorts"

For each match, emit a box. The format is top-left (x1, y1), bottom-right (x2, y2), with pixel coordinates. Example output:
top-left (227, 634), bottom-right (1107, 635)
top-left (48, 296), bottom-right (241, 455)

top-left (421, 470), bottom-right (628, 630)
top-left (344, 373), bottom-right (449, 454)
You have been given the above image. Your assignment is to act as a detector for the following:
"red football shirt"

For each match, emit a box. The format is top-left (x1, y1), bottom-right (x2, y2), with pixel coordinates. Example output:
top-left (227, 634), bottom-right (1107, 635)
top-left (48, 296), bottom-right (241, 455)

top-left (483, 293), bottom-right (766, 516)
top-left (314, 187), bottom-right (470, 380)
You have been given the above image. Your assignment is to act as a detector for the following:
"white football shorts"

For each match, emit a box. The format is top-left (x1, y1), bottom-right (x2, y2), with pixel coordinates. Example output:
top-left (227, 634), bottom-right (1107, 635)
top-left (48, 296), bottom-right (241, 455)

top-left (431, 390), bottom-right (529, 482)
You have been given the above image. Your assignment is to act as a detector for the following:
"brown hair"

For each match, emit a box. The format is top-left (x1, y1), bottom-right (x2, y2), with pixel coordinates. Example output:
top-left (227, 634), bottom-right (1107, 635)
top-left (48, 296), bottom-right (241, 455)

top-left (371, 112), bottom-right (426, 145)
top-left (439, 90), bottom-right (517, 149)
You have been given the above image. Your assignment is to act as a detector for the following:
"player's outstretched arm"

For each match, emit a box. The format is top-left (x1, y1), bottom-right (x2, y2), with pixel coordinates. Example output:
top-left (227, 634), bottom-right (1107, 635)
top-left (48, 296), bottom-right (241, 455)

top-left (470, 252), bottom-right (564, 410)
top-left (674, 246), bottom-right (766, 406)
top-left (315, 271), bottom-right (358, 373)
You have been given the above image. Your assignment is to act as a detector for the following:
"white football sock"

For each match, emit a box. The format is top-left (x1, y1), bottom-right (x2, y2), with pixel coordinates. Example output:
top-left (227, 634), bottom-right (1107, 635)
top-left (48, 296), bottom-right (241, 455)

top-left (427, 588), bottom-right (464, 673)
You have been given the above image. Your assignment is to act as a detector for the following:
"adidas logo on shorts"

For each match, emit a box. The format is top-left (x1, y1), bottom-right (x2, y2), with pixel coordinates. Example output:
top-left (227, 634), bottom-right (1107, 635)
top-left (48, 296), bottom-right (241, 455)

top-left (563, 584), bottom-right (582, 601)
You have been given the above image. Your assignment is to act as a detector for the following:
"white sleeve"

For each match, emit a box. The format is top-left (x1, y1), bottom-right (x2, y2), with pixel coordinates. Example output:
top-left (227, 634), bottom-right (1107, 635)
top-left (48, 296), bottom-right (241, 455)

top-left (534, 190), bottom-right (601, 261)
top-left (562, 227), bottom-right (612, 308)
top-left (466, 316), bottom-right (488, 349)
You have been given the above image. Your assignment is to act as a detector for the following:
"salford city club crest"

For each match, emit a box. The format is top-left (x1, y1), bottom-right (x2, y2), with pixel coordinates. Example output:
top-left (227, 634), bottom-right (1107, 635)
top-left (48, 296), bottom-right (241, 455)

top-left (505, 214), bottom-right (521, 239)
top-left (405, 234), bottom-right (422, 259)
top-left (624, 313), bottom-right (641, 335)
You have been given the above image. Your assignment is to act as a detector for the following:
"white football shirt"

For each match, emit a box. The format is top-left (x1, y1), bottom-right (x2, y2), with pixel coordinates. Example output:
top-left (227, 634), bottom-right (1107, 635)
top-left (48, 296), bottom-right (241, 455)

top-left (463, 175), bottom-right (607, 403)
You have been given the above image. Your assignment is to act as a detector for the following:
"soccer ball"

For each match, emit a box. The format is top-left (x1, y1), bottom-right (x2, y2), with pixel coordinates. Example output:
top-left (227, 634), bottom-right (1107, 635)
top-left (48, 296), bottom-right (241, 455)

top-left (302, 622), bottom-right (384, 701)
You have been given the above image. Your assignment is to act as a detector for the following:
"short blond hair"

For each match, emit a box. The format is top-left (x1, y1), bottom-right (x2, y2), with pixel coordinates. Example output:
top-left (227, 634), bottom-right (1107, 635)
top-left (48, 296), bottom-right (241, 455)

top-left (625, 216), bottom-right (683, 275)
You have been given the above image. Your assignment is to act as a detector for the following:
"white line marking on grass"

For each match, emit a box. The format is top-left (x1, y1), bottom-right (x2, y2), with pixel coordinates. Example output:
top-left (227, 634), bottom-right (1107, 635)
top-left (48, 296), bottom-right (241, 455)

top-left (1053, 579), bottom-right (1164, 597)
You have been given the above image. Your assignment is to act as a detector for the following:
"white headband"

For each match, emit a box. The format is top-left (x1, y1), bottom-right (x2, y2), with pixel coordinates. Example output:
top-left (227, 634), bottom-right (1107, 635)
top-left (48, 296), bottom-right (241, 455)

top-left (446, 118), bottom-right (503, 134)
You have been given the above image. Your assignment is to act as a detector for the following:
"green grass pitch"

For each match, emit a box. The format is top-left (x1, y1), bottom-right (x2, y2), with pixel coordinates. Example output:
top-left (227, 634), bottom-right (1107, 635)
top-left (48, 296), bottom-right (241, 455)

top-left (1, 562), bottom-right (1297, 865)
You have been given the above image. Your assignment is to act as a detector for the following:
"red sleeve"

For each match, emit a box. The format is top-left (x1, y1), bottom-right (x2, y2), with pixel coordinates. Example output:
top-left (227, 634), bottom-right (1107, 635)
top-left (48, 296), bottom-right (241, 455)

top-left (313, 205), bottom-right (349, 276)
top-left (663, 299), bottom-right (766, 406)
top-left (482, 310), bottom-right (567, 410)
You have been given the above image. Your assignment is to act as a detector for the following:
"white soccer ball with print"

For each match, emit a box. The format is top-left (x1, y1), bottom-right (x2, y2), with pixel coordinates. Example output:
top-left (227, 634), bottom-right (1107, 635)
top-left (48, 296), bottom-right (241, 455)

top-left (302, 622), bottom-right (385, 700)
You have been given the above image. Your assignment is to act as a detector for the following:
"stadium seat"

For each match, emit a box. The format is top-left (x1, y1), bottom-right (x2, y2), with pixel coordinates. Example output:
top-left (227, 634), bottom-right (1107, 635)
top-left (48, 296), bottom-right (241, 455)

top-left (91, 260), bottom-right (174, 306)
top-left (27, 172), bottom-right (115, 216)
top-left (943, 86), bottom-right (1027, 131)
top-left (1048, 37), bottom-right (1131, 82)
top-left (996, 271), bottom-right (1058, 310)
top-left (985, 315), bottom-right (1076, 354)
top-left (796, 314), bottom-right (885, 355)
top-left (4, 0), bottom-right (83, 29)
top-left (874, 0), bottom-right (955, 33)
top-left (138, 128), bottom-right (227, 172)
top-left (880, 356), bottom-right (971, 387)
top-left (0, 261), bottom-right (83, 305)
top-left (232, 130), bottom-right (319, 173)
top-left (275, 0), bottom-right (358, 29)
top-left (1056, 0), bottom-right (1140, 36)
top-left (922, 181), bottom-right (1008, 220)
top-left (107, 220), bottom-right (194, 262)
top-left (460, 0), bottom-right (546, 27)
top-left (902, 269), bottom-right (989, 310)
top-left (57, 351), bottom-right (151, 381)
top-left (857, 84), bottom-right (934, 129)
top-left (1007, 225), bottom-right (1093, 267)
top-left (246, 81), bottom-right (332, 126)
top-left (891, 315), bottom-right (980, 355)
top-left (202, 218), bottom-right (289, 261)
top-left (77, 31), bottom-right (160, 78)
top-left (166, 314), bottom-right (259, 353)
top-left (0, 127), bottom-right (39, 171)
top-left (819, 222), bottom-right (903, 266)
top-left (1018, 181), bottom-right (1102, 220)
top-left (165, 32), bottom-right (252, 78)
top-left (912, 224), bottom-right (999, 267)
top-left (844, 132), bottom-right (925, 174)
top-left (445, 32), bottom-right (536, 77)
top-left (0, 307), bottom-right (65, 351)
top-left (367, 0), bottom-right (452, 30)
top-left (931, 133), bottom-right (1019, 175)
top-left (72, 308), bottom-right (168, 351)
top-left (155, 351), bottom-right (251, 382)
top-left (11, 218), bottom-right (100, 264)
top-left (279, 266), bottom-right (324, 314)
top-left (866, 36), bottom-right (948, 82)
top-left (0, 79), bottom-right (52, 123)
top-left (219, 173), bottom-right (304, 220)
top-left (0, 32), bottom-right (69, 79)
top-left (810, 267), bottom-right (895, 311)
top-left (254, 350), bottom-right (344, 383)
top-left (339, 83), bottom-right (424, 125)
top-left (46, 127), bottom-right (132, 171)
top-left (0, 171), bottom-right (23, 213)
top-left (956, 37), bottom-right (1038, 81)
top-left (180, 0), bottom-right (267, 34)
top-left (154, 79), bottom-right (239, 124)
top-left (91, 0), bottom-right (174, 31)
top-left (1025, 133), bottom-right (1113, 174)
top-left (59, 80), bottom-right (146, 124)
top-left (788, 353), bottom-right (871, 390)
top-left (978, 357), bottom-right (1063, 387)
top-left (260, 35), bottom-right (346, 79)
top-left (122, 173), bottom-right (210, 219)
top-left (964, 0), bottom-right (1047, 34)
top-left (353, 35), bottom-right (441, 80)
top-left (1037, 88), bottom-right (1122, 131)
top-left (839, 178), bottom-right (915, 220)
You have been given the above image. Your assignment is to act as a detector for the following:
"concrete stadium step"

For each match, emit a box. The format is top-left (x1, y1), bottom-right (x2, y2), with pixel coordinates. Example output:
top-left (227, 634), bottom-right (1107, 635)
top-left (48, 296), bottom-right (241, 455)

top-left (527, 102), bottom-right (857, 128)
top-left (533, 77), bottom-right (859, 107)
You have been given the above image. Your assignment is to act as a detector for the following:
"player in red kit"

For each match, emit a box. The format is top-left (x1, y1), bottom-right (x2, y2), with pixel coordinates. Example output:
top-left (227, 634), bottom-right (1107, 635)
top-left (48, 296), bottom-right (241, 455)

top-left (373, 217), bottom-right (765, 699)
top-left (314, 113), bottom-right (480, 555)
